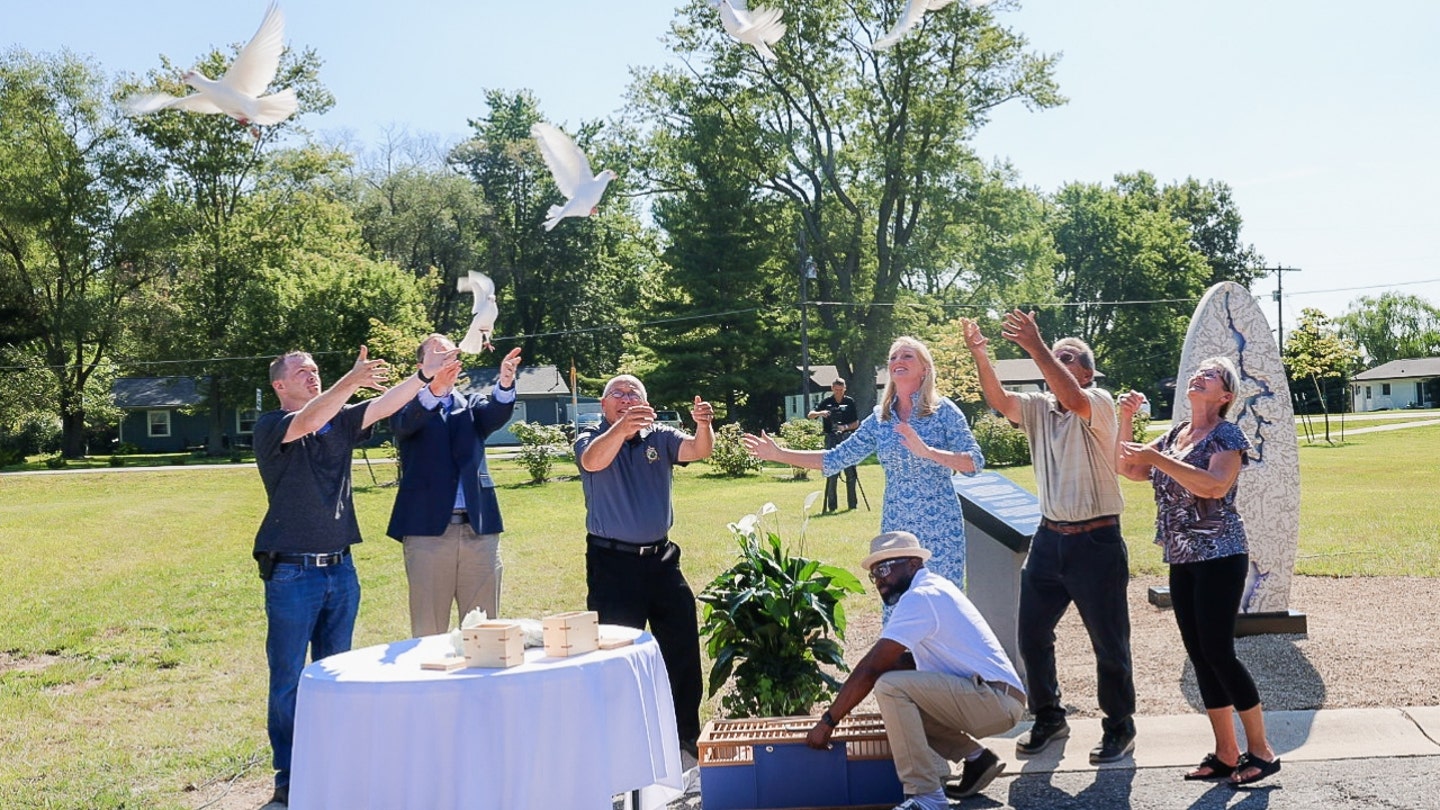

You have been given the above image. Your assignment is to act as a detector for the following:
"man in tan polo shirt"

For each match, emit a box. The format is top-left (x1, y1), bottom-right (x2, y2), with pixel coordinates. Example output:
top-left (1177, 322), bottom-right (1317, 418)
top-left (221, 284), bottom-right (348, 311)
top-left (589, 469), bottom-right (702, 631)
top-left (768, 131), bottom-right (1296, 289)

top-left (964, 310), bottom-right (1137, 766)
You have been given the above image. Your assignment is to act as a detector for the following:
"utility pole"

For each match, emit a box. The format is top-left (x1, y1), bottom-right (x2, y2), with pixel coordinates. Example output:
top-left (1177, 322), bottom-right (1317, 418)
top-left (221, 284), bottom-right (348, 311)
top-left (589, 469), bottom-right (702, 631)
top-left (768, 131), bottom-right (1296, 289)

top-left (1270, 265), bottom-right (1301, 350)
top-left (800, 255), bottom-right (817, 414)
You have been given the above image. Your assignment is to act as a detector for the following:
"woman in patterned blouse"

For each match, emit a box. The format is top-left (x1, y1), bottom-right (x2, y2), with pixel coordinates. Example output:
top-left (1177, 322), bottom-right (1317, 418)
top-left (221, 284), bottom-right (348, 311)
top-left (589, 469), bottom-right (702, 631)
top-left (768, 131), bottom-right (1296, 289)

top-left (1117, 357), bottom-right (1280, 786)
top-left (742, 336), bottom-right (985, 589)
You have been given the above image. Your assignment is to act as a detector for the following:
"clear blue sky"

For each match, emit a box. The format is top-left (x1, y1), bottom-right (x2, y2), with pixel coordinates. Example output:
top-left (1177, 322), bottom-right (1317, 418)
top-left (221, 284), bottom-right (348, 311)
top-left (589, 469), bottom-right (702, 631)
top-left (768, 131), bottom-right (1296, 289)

top-left (8, 0), bottom-right (1439, 334)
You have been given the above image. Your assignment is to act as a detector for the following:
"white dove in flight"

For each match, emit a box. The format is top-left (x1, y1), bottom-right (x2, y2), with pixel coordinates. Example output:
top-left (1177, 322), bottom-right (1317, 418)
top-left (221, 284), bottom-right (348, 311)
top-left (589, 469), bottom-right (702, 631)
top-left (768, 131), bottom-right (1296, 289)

top-left (457, 271), bottom-right (499, 354)
top-left (530, 122), bottom-right (617, 231)
top-left (123, 2), bottom-right (298, 135)
top-left (872, 0), bottom-right (994, 51)
top-left (714, 0), bottom-right (787, 62)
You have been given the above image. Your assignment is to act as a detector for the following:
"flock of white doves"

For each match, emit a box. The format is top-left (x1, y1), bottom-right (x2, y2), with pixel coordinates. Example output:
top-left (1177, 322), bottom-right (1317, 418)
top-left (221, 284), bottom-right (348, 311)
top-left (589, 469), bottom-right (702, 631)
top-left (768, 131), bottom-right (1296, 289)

top-left (121, 0), bottom-right (991, 354)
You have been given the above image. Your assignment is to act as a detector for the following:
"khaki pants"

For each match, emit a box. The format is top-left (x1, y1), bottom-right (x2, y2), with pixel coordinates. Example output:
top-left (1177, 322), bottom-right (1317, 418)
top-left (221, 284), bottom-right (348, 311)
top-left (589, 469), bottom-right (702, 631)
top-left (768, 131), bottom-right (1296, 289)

top-left (873, 670), bottom-right (1024, 795)
top-left (403, 524), bottom-right (501, 637)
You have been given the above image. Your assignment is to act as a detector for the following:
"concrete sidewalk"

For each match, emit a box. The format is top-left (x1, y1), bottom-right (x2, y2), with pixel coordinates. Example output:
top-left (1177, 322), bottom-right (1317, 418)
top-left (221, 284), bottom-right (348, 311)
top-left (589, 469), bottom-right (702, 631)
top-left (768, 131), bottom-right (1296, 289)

top-left (985, 705), bottom-right (1440, 776)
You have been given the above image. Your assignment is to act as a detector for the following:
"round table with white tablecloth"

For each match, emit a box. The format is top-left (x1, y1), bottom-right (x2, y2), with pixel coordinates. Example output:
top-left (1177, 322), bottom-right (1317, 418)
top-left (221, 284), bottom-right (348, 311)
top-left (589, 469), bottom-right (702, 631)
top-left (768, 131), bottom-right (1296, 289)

top-left (288, 627), bottom-right (683, 810)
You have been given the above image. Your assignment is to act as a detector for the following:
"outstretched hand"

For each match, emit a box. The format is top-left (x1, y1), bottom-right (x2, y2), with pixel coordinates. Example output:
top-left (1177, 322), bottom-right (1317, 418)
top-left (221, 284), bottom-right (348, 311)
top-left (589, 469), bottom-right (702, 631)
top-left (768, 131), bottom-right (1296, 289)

top-left (497, 347), bottom-right (522, 388)
top-left (741, 430), bottom-right (781, 461)
top-left (349, 346), bottom-right (391, 392)
top-left (1118, 390), bottom-right (1149, 419)
top-left (422, 343), bottom-right (462, 390)
top-left (961, 318), bottom-right (989, 356)
top-left (690, 395), bottom-right (714, 426)
top-left (1000, 309), bottom-right (1048, 357)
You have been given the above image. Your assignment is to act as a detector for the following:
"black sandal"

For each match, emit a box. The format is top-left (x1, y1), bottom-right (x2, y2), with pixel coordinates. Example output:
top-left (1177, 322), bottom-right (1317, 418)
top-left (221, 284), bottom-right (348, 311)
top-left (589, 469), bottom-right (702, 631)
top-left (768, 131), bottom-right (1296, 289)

top-left (1230, 752), bottom-right (1281, 786)
top-left (1183, 753), bottom-right (1236, 780)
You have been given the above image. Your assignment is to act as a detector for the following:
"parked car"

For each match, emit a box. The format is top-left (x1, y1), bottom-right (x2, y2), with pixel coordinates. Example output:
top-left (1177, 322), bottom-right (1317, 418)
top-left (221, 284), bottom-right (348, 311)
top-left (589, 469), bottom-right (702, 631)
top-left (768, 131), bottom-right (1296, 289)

top-left (654, 410), bottom-right (684, 430)
top-left (562, 411), bottom-right (604, 442)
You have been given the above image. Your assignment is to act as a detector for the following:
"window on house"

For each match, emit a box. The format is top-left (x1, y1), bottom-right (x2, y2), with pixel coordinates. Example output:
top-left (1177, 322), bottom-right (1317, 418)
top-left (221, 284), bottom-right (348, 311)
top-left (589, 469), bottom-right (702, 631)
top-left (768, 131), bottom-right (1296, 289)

top-left (1382, 383), bottom-right (1391, 396)
top-left (1365, 386), bottom-right (1372, 399)
top-left (148, 410), bottom-right (172, 438)
top-left (236, 408), bottom-right (260, 434)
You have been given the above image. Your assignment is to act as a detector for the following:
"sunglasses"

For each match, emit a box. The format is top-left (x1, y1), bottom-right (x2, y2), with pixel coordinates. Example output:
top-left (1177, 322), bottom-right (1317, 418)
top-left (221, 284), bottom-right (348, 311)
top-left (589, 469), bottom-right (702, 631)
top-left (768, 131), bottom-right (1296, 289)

top-left (868, 559), bottom-right (908, 581)
top-left (1055, 351), bottom-right (1080, 365)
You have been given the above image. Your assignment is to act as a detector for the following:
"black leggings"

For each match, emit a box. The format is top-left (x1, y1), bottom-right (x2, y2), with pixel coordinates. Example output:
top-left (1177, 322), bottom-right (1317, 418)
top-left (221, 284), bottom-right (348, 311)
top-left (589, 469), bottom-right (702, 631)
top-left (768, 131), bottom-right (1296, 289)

top-left (1170, 554), bottom-right (1260, 711)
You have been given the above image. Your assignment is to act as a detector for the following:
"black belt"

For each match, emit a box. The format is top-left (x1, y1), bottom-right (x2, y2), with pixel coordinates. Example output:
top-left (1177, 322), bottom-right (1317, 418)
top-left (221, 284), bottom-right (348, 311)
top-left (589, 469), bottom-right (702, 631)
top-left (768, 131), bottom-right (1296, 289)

top-left (275, 549), bottom-right (350, 567)
top-left (1040, 516), bottom-right (1119, 535)
top-left (450, 510), bottom-right (469, 525)
top-left (587, 533), bottom-right (670, 557)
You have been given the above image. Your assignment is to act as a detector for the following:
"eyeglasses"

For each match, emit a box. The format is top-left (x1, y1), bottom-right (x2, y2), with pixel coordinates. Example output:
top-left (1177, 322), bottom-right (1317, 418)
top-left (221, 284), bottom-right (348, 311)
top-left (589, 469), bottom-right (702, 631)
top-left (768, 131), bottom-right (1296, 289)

top-left (868, 559), bottom-right (907, 581)
top-left (1195, 368), bottom-right (1232, 389)
top-left (606, 389), bottom-right (643, 401)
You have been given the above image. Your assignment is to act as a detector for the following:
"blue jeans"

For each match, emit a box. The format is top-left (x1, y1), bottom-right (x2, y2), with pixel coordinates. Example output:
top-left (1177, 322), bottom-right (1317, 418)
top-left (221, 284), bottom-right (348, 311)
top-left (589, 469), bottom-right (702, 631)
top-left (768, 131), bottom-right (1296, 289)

top-left (265, 557), bottom-right (361, 789)
top-left (1017, 523), bottom-right (1135, 736)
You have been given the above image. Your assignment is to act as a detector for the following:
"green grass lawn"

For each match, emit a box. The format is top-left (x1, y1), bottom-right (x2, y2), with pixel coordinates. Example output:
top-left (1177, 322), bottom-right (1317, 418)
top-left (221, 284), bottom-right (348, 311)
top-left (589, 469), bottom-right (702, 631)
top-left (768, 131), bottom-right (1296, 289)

top-left (2, 425), bottom-right (1438, 807)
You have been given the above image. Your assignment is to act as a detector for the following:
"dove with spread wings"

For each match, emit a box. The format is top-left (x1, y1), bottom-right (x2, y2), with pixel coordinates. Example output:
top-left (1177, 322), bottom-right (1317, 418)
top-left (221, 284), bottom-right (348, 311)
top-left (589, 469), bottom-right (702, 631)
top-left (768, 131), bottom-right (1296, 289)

top-left (123, 2), bottom-right (298, 135)
top-left (457, 271), bottom-right (499, 354)
top-left (872, 0), bottom-right (995, 52)
top-left (714, 0), bottom-right (787, 61)
top-left (530, 123), bottom-right (617, 231)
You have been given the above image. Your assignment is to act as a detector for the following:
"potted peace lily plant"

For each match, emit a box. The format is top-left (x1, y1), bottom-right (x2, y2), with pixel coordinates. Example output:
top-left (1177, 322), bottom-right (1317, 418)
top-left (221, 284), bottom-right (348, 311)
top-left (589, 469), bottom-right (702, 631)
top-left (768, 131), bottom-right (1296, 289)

top-left (698, 498), bottom-right (865, 718)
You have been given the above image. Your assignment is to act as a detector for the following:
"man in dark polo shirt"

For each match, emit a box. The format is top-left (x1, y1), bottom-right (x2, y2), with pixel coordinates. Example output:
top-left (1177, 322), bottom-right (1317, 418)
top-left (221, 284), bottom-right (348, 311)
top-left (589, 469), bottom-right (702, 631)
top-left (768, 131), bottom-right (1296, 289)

top-left (253, 344), bottom-right (453, 806)
top-left (574, 373), bottom-right (714, 757)
top-left (808, 378), bottom-right (860, 512)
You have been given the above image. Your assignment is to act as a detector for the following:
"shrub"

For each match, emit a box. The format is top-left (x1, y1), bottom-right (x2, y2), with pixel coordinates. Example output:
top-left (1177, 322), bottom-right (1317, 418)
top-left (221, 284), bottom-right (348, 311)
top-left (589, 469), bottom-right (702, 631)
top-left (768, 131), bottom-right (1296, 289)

top-left (698, 505), bottom-right (865, 718)
top-left (509, 421), bottom-right (567, 484)
top-left (709, 423), bottom-right (761, 477)
top-left (971, 412), bottom-right (1030, 467)
top-left (44, 454), bottom-right (66, 470)
top-left (112, 442), bottom-right (142, 456)
top-left (775, 418), bottom-right (823, 480)
top-left (1130, 410), bottom-right (1152, 443)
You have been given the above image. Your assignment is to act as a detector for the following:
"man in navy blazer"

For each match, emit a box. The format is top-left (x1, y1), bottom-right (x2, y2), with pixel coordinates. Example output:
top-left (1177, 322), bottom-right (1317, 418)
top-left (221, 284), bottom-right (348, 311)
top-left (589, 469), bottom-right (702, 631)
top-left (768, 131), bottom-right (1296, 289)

top-left (386, 334), bottom-right (522, 637)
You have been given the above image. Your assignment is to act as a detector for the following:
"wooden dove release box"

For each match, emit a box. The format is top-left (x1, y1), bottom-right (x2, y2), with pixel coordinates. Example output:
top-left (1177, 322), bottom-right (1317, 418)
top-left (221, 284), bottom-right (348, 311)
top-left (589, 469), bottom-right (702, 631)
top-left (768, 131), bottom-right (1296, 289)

top-left (542, 610), bottom-right (600, 657)
top-left (460, 620), bottom-right (525, 668)
top-left (698, 713), bottom-right (903, 810)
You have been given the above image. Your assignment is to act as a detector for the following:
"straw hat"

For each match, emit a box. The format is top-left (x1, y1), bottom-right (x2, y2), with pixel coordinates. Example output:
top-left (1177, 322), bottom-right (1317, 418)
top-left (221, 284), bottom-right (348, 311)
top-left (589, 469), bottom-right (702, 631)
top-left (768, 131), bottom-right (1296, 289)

top-left (860, 531), bottom-right (932, 570)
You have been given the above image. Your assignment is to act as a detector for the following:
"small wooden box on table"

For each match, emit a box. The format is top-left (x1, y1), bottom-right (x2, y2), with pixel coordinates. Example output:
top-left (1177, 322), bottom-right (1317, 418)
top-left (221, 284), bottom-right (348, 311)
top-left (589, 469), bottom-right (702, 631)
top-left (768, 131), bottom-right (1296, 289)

top-left (461, 620), bottom-right (525, 668)
top-left (698, 712), bottom-right (903, 810)
top-left (542, 610), bottom-right (600, 657)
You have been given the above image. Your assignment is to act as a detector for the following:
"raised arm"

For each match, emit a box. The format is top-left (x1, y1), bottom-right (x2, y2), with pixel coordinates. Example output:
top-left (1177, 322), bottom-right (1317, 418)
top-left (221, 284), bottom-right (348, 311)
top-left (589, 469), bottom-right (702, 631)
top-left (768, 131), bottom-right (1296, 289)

top-left (741, 430), bottom-right (825, 469)
top-left (283, 347), bottom-right (388, 442)
top-left (1001, 310), bottom-right (1092, 421)
top-left (360, 343), bottom-right (459, 429)
top-left (964, 318), bottom-right (1021, 424)
top-left (677, 395), bottom-right (715, 462)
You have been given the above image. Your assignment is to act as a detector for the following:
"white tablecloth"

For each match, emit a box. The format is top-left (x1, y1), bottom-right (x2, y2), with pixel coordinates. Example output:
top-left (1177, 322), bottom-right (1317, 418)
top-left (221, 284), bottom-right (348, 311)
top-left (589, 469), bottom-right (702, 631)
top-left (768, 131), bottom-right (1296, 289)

top-left (289, 627), bottom-right (683, 810)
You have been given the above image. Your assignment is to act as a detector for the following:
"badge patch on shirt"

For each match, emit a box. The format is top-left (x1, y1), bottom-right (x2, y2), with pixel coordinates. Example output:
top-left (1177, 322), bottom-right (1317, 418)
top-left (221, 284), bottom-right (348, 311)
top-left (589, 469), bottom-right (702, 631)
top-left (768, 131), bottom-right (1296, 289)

top-left (646, 445), bottom-right (658, 463)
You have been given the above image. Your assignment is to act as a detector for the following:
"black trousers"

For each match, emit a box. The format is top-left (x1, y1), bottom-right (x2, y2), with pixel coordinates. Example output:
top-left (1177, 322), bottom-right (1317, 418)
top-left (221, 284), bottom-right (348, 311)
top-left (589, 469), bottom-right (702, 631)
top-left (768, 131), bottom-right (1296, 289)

top-left (586, 541), bottom-right (703, 742)
top-left (823, 432), bottom-right (857, 511)
top-left (1170, 553), bottom-right (1260, 711)
top-left (1017, 522), bottom-right (1136, 736)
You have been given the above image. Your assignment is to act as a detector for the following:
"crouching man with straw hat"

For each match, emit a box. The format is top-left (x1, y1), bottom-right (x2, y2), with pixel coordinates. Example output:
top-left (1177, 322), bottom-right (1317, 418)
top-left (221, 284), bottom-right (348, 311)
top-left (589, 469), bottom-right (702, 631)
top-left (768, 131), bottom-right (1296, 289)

top-left (807, 532), bottom-right (1025, 809)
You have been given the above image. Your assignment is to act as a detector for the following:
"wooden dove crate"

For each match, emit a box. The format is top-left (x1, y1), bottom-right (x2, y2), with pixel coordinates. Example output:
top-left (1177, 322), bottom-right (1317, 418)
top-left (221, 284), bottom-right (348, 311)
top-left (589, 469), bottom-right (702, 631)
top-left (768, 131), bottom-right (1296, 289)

top-left (460, 621), bottom-right (525, 668)
top-left (698, 713), bottom-right (902, 810)
top-left (542, 610), bottom-right (600, 657)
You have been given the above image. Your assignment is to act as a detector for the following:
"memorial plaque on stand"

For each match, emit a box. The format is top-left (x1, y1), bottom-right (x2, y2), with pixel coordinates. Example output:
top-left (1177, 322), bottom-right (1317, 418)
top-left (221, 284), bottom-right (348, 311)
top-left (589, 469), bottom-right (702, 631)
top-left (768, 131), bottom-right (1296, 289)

top-left (952, 472), bottom-right (1041, 680)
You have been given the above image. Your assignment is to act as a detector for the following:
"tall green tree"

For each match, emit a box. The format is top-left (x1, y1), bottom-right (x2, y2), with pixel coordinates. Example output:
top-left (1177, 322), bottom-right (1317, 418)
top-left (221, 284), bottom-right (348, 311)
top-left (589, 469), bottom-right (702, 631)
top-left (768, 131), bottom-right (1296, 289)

top-left (1283, 307), bottom-right (1360, 443)
top-left (632, 89), bottom-right (798, 423)
top-left (450, 90), bottom-right (650, 376)
top-left (1160, 175), bottom-right (1266, 289)
top-left (343, 131), bottom-right (490, 331)
top-left (629, 0), bottom-right (1063, 414)
top-left (0, 49), bottom-right (167, 457)
top-left (124, 41), bottom-right (335, 453)
top-left (1336, 292), bottom-right (1440, 366)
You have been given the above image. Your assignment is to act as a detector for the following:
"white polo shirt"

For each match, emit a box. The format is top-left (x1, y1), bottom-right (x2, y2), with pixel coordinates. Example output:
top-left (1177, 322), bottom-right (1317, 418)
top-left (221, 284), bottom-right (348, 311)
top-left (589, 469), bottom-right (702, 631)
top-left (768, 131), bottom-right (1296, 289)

top-left (880, 567), bottom-right (1022, 692)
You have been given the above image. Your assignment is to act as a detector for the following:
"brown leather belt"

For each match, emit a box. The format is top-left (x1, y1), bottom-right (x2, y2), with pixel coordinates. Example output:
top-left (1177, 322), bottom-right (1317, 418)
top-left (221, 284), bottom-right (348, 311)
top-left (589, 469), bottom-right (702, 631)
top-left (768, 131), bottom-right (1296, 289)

top-left (450, 510), bottom-right (469, 525)
top-left (985, 679), bottom-right (1026, 705)
top-left (1040, 516), bottom-right (1119, 535)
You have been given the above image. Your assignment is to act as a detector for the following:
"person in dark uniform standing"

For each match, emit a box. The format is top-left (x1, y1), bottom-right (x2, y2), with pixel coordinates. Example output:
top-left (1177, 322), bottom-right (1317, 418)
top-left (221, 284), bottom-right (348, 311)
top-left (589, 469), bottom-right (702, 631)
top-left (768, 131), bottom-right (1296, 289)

top-left (574, 374), bottom-right (714, 758)
top-left (809, 378), bottom-right (860, 512)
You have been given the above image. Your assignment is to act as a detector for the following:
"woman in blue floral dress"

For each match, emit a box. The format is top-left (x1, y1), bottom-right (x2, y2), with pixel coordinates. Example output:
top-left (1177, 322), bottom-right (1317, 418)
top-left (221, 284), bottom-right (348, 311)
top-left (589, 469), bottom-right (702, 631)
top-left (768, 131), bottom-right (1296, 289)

top-left (744, 337), bottom-right (984, 588)
top-left (1117, 357), bottom-right (1280, 786)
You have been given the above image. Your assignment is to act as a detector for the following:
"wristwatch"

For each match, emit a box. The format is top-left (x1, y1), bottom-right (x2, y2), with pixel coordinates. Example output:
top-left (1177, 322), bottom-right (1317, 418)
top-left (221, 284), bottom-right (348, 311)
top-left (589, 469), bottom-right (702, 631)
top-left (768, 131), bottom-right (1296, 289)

top-left (821, 710), bottom-right (838, 728)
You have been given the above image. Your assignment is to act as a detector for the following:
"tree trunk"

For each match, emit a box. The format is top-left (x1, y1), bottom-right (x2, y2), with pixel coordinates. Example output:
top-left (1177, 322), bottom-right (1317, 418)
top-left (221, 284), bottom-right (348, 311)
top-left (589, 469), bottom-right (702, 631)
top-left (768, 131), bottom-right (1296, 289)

top-left (61, 409), bottom-right (87, 459)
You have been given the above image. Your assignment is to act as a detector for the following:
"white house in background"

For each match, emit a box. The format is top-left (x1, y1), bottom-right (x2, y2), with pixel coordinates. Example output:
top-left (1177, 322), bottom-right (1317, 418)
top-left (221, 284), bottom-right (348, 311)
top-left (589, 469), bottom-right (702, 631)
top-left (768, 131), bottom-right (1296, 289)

top-left (783, 360), bottom-right (1103, 420)
top-left (1349, 358), bottom-right (1440, 412)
